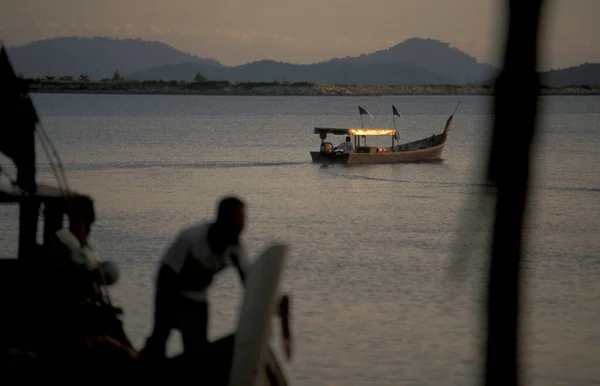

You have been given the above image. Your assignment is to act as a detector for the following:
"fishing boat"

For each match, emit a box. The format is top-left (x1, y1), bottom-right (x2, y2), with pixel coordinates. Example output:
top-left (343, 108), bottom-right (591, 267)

top-left (310, 104), bottom-right (458, 165)
top-left (0, 45), bottom-right (290, 385)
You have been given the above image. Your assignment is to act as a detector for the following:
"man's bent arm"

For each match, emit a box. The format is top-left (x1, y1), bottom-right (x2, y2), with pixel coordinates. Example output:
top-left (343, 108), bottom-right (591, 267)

top-left (230, 249), bottom-right (247, 287)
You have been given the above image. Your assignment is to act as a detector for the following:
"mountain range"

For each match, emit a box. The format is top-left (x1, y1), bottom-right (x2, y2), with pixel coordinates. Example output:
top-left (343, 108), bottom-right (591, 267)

top-left (5, 37), bottom-right (220, 79)
top-left (4, 36), bottom-right (600, 85)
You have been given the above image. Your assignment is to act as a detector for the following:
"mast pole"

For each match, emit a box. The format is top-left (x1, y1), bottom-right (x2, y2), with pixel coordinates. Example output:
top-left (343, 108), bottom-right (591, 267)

top-left (392, 114), bottom-right (396, 149)
top-left (359, 109), bottom-right (364, 147)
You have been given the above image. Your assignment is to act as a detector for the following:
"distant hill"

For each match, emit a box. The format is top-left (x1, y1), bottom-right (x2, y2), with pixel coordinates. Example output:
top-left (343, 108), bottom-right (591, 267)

top-left (326, 38), bottom-right (496, 83)
top-left (5, 37), bottom-right (222, 79)
top-left (125, 37), bottom-right (497, 84)
top-left (480, 63), bottom-right (600, 86)
top-left (125, 60), bottom-right (458, 84)
top-left (543, 63), bottom-right (600, 85)
top-left (5, 36), bottom-right (599, 85)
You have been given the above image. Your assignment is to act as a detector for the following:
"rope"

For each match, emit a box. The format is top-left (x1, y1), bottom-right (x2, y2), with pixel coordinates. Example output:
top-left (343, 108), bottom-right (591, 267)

top-left (35, 123), bottom-right (87, 245)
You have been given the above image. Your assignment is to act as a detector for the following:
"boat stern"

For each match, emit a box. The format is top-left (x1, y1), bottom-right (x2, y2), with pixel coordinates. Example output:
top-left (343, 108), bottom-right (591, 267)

top-left (310, 151), bottom-right (350, 164)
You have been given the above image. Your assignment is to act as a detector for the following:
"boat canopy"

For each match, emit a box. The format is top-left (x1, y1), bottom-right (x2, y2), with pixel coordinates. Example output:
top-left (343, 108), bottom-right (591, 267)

top-left (348, 128), bottom-right (396, 136)
top-left (314, 127), bottom-right (397, 136)
top-left (314, 127), bottom-right (349, 136)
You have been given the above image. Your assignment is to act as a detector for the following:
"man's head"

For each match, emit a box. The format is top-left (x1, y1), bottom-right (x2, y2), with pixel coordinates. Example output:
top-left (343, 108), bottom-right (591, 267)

top-left (215, 196), bottom-right (246, 238)
top-left (345, 136), bottom-right (351, 142)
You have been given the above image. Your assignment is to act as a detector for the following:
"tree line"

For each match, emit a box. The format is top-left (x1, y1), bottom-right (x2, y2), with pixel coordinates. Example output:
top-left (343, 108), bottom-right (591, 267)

top-left (24, 70), bottom-right (315, 88)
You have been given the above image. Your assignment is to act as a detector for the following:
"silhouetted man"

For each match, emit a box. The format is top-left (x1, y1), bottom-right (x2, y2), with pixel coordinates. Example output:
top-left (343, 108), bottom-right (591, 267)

top-left (139, 196), bottom-right (249, 360)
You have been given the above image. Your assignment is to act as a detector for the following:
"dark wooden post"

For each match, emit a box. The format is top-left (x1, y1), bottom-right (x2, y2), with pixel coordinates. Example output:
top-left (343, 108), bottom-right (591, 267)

top-left (484, 1), bottom-right (546, 386)
top-left (18, 199), bottom-right (40, 260)
top-left (43, 203), bottom-right (64, 246)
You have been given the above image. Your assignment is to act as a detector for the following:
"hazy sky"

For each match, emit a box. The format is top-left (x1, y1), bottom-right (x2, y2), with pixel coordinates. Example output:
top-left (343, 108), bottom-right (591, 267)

top-left (0, 0), bottom-right (598, 69)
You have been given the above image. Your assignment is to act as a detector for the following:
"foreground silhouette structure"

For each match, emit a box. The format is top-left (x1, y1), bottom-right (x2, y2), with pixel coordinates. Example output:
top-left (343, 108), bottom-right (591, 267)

top-left (483, 1), bottom-right (546, 386)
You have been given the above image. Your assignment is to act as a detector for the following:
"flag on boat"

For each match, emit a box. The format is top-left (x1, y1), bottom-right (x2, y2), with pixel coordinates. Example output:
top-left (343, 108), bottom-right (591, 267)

top-left (392, 105), bottom-right (403, 118)
top-left (358, 106), bottom-right (373, 118)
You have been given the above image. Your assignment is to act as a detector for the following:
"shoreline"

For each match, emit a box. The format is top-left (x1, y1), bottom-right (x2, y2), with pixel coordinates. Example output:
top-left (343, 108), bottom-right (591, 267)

top-left (27, 82), bottom-right (600, 97)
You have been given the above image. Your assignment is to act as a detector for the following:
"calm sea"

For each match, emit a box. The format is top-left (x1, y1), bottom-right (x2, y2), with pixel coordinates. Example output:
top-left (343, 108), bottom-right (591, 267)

top-left (1, 94), bottom-right (599, 385)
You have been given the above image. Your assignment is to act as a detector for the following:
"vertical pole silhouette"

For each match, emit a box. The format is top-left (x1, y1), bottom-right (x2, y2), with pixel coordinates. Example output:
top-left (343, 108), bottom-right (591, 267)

top-left (484, 1), bottom-right (546, 386)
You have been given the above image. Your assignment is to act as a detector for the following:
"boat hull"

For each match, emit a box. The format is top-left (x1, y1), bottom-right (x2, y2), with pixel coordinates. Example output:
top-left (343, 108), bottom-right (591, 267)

top-left (310, 143), bottom-right (445, 165)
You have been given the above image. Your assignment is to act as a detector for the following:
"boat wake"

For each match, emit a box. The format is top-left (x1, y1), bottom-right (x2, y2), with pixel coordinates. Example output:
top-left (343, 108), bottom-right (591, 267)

top-left (323, 171), bottom-right (600, 195)
top-left (36, 161), bottom-right (310, 172)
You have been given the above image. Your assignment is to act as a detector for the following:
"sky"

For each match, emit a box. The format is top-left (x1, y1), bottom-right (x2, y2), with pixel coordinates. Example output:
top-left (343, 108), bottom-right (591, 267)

top-left (0, 0), bottom-right (598, 69)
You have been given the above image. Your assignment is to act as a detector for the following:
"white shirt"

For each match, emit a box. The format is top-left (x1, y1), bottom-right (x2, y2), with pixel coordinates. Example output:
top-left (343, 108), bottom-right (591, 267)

top-left (337, 141), bottom-right (353, 152)
top-left (160, 221), bottom-right (249, 302)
